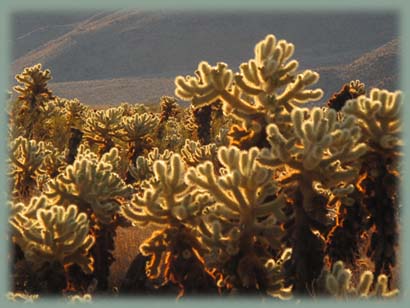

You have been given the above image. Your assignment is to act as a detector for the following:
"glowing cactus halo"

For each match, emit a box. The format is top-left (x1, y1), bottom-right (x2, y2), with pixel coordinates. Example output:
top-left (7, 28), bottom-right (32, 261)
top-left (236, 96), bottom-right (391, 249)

top-left (342, 88), bottom-right (403, 149)
top-left (10, 199), bottom-right (95, 274)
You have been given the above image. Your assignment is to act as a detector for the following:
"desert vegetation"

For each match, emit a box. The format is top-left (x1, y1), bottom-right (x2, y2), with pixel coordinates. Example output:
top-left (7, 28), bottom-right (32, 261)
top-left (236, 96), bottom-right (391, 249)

top-left (7, 34), bottom-right (402, 302)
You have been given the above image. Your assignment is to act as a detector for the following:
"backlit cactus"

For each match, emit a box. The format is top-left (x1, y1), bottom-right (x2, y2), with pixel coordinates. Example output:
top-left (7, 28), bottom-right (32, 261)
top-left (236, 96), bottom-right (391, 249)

top-left (186, 146), bottom-right (289, 296)
top-left (175, 34), bottom-right (323, 148)
top-left (11, 201), bottom-right (95, 274)
top-left (119, 102), bottom-right (149, 117)
top-left (260, 107), bottom-right (367, 209)
top-left (9, 195), bottom-right (51, 241)
top-left (7, 292), bottom-right (39, 302)
top-left (128, 147), bottom-right (173, 186)
top-left (122, 153), bottom-right (216, 294)
top-left (45, 146), bottom-right (133, 224)
top-left (180, 139), bottom-right (217, 167)
top-left (64, 98), bottom-right (89, 129)
top-left (340, 89), bottom-right (403, 278)
top-left (258, 107), bottom-right (367, 294)
top-left (7, 33), bottom-right (402, 300)
top-left (123, 154), bottom-right (208, 228)
top-left (10, 64), bottom-right (55, 140)
top-left (43, 146), bottom-right (133, 291)
top-left (121, 112), bottom-right (159, 163)
top-left (122, 113), bottom-right (159, 142)
top-left (324, 261), bottom-right (398, 299)
top-left (342, 88), bottom-right (402, 149)
top-left (9, 137), bottom-right (50, 199)
top-left (83, 107), bottom-right (126, 154)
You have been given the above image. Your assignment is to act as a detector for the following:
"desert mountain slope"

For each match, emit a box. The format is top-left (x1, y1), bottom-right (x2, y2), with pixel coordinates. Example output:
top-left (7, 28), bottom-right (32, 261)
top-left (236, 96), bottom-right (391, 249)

top-left (11, 12), bottom-right (98, 60)
top-left (48, 76), bottom-right (175, 106)
top-left (315, 38), bottom-right (399, 103)
top-left (10, 11), bottom-right (399, 106)
top-left (45, 38), bottom-right (398, 106)
top-left (11, 11), bottom-right (397, 83)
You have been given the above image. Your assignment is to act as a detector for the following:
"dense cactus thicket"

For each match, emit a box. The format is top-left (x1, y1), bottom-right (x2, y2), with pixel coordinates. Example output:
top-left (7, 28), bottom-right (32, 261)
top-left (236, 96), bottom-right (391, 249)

top-left (7, 34), bottom-right (402, 302)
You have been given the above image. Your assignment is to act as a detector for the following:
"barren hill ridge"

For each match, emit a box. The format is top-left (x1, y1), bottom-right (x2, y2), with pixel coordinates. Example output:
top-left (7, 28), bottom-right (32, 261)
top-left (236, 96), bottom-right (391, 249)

top-left (11, 10), bottom-right (399, 106)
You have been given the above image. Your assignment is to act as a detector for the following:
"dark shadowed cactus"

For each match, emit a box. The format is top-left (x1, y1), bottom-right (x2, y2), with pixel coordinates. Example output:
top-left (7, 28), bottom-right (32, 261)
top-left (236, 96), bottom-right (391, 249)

top-left (258, 107), bottom-right (367, 294)
top-left (341, 89), bottom-right (402, 279)
top-left (327, 80), bottom-right (365, 112)
top-left (156, 96), bottom-right (180, 140)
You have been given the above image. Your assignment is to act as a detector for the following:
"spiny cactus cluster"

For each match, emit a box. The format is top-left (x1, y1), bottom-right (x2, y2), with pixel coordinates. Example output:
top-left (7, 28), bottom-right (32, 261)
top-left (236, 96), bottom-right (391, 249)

top-left (11, 202), bottom-right (95, 274)
top-left (322, 261), bottom-right (399, 299)
top-left (7, 33), bottom-right (402, 301)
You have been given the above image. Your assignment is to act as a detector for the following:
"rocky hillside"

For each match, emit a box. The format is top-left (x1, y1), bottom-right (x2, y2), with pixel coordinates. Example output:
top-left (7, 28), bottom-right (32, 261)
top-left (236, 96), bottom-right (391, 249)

top-left (10, 10), bottom-right (399, 106)
top-left (315, 38), bottom-right (399, 103)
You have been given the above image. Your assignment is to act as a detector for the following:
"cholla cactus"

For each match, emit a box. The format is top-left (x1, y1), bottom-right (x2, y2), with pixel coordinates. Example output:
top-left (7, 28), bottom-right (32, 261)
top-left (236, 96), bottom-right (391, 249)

top-left (10, 66), bottom-right (83, 148)
top-left (83, 107), bottom-right (126, 154)
top-left (10, 201), bottom-right (95, 294)
top-left (34, 99), bottom-right (69, 148)
top-left (342, 89), bottom-right (401, 149)
top-left (9, 195), bottom-right (51, 241)
top-left (158, 116), bottom-right (185, 152)
top-left (128, 147), bottom-right (173, 187)
top-left (175, 34), bottom-right (323, 148)
top-left (122, 154), bottom-right (217, 294)
top-left (324, 261), bottom-right (398, 299)
top-left (13, 64), bottom-right (54, 107)
top-left (64, 98), bottom-right (89, 129)
top-left (159, 96), bottom-right (179, 123)
top-left (9, 195), bottom-right (51, 268)
top-left (66, 293), bottom-right (92, 303)
top-left (156, 96), bottom-right (180, 141)
top-left (10, 64), bottom-right (54, 140)
top-left (327, 80), bottom-right (366, 112)
top-left (260, 107), bottom-right (367, 208)
top-left (182, 105), bottom-right (200, 140)
top-left (121, 112), bottom-right (159, 162)
top-left (7, 292), bottom-right (39, 302)
top-left (99, 146), bottom-right (130, 180)
top-left (9, 136), bottom-right (50, 199)
top-left (42, 142), bottom-right (67, 179)
top-left (180, 139), bottom-right (217, 167)
top-left (9, 136), bottom-right (66, 193)
top-left (186, 146), bottom-right (289, 296)
top-left (263, 249), bottom-right (293, 299)
top-left (119, 102), bottom-right (148, 116)
top-left (57, 98), bottom-right (89, 163)
top-left (45, 146), bottom-right (133, 291)
top-left (45, 146), bottom-right (133, 224)
top-left (11, 202), bottom-right (95, 274)
top-left (123, 154), bottom-right (210, 228)
top-left (340, 89), bottom-right (402, 278)
top-left (122, 113), bottom-right (159, 142)
top-left (349, 80), bottom-right (366, 97)
top-left (258, 107), bottom-right (367, 294)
